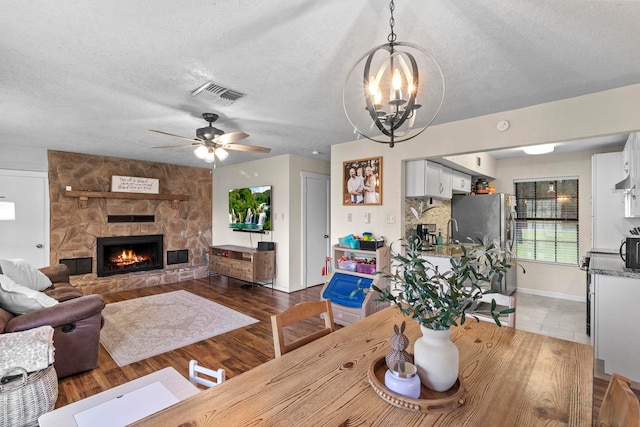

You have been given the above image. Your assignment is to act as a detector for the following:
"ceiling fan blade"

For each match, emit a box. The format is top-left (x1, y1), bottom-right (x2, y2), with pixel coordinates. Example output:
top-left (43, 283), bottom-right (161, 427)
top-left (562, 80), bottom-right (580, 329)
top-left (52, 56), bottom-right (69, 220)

top-left (216, 131), bottom-right (249, 144)
top-left (149, 129), bottom-right (201, 143)
top-left (220, 143), bottom-right (271, 153)
top-left (151, 143), bottom-right (200, 149)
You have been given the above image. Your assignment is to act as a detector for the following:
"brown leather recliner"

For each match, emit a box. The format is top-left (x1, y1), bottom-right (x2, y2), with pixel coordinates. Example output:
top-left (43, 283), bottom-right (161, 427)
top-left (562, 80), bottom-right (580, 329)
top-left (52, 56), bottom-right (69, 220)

top-left (0, 264), bottom-right (105, 378)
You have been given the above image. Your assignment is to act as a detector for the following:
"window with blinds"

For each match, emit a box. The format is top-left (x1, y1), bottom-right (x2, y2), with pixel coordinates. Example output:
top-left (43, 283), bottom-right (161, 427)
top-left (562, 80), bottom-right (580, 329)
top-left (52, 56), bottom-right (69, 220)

top-left (514, 178), bottom-right (579, 265)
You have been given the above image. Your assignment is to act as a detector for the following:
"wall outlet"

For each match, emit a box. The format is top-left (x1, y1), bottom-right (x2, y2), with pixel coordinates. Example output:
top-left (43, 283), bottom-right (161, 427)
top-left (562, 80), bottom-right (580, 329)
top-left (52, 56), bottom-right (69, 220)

top-left (364, 213), bottom-right (370, 223)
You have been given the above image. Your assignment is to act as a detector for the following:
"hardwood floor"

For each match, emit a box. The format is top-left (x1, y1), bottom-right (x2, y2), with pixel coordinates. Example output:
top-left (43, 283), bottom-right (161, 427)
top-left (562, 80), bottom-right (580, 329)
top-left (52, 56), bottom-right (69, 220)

top-left (56, 276), bottom-right (637, 426)
top-left (56, 276), bottom-right (324, 408)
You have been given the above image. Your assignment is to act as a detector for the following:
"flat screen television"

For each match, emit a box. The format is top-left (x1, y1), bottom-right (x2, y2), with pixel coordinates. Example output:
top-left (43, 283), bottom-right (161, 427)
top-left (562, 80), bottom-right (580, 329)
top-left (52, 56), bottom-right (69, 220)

top-left (228, 185), bottom-right (272, 232)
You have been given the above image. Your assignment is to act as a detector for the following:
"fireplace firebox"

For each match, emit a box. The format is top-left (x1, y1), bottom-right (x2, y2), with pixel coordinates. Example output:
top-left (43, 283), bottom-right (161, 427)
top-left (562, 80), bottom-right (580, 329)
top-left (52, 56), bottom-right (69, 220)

top-left (97, 234), bottom-right (163, 277)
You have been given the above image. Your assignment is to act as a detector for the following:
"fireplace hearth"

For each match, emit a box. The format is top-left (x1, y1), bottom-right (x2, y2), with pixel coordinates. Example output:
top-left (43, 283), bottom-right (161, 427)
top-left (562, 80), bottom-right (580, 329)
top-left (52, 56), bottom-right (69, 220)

top-left (97, 234), bottom-right (163, 277)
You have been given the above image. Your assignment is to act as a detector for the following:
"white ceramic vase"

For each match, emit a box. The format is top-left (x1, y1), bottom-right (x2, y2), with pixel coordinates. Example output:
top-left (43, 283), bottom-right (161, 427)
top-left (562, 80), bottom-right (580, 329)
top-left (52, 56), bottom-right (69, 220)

top-left (413, 325), bottom-right (459, 392)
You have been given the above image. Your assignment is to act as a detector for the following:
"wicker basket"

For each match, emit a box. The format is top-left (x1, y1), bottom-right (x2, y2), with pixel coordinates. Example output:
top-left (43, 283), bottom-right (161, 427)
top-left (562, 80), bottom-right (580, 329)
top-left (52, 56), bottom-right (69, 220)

top-left (0, 365), bottom-right (58, 427)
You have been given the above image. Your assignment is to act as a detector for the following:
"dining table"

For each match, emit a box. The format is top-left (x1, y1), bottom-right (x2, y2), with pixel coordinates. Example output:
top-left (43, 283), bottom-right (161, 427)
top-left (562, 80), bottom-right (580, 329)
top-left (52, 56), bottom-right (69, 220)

top-left (131, 306), bottom-right (593, 426)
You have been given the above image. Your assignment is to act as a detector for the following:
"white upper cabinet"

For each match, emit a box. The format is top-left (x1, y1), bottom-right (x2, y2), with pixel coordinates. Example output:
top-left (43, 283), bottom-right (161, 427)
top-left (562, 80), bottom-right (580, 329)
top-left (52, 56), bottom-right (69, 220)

top-left (451, 169), bottom-right (472, 194)
top-left (406, 160), bottom-right (452, 199)
top-left (622, 133), bottom-right (640, 217)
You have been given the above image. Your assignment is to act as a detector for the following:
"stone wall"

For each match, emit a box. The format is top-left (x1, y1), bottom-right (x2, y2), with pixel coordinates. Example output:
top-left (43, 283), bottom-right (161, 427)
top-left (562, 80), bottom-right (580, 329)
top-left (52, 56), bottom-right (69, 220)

top-left (48, 150), bottom-right (212, 295)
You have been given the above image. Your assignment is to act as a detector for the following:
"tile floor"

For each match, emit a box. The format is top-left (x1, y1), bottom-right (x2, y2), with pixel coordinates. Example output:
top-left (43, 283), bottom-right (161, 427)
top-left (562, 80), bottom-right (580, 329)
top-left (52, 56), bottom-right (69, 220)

top-left (515, 292), bottom-right (591, 345)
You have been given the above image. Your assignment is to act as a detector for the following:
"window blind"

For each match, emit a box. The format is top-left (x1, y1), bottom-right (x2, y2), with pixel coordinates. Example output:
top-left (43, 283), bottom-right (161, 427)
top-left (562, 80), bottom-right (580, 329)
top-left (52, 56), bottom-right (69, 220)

top-left (514, 178), bottom-right (579, 265)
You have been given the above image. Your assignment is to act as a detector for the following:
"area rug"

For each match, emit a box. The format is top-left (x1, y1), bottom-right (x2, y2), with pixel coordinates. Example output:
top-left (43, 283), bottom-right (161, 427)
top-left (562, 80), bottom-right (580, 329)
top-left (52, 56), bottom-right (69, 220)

top-left (100, 290), bottom-right (258, 367)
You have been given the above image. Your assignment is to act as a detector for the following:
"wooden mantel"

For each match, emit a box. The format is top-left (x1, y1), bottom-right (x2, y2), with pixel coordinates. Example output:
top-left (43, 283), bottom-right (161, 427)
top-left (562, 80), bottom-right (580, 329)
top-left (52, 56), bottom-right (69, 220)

top-left (64, 190), bottom-right (189, 208)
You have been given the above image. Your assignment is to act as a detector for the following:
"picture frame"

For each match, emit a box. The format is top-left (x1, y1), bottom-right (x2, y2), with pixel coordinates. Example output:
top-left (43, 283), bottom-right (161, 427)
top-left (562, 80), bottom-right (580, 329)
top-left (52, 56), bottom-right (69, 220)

top-left (343, 156), bottom-right (382, 205)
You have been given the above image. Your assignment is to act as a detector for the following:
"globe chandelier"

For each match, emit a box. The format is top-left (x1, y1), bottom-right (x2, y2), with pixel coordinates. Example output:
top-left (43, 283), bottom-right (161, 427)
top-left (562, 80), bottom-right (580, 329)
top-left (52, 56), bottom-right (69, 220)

top-left (343, 0), bottom-right (445, 147)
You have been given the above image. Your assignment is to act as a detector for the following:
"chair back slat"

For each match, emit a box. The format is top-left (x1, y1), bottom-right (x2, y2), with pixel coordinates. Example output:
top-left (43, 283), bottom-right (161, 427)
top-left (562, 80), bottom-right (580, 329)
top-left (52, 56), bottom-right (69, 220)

top-left (271, 300), bottom-right (335, 358)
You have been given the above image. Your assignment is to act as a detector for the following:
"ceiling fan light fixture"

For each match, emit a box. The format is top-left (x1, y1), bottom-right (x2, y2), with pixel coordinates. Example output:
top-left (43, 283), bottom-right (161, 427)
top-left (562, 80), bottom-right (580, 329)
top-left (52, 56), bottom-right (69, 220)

top-left (343, 0), bottom-right (445, 148)
top-left (203, 150), bottom-right (217, 163)
top-left (194, 145), bottom-right (208, 159)
top-left (215, 147), bottom-right (229, 161)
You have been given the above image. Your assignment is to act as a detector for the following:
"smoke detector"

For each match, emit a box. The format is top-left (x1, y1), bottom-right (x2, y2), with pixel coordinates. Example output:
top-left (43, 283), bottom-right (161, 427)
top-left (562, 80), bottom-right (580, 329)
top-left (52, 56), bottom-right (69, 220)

top-left (191, 81), bottom-right (245, 106)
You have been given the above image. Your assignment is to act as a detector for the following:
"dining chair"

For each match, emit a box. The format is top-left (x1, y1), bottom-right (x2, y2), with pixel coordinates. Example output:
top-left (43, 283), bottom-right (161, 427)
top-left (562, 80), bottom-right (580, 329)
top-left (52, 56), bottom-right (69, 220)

top-left (596, 373), bottom-right (640, 427)
top-left (472, 293), bottom-right (516, 328)
top-left (271, 300), bottom-right (335, 358)
top-left (188, 360), bottom-right (226, 389)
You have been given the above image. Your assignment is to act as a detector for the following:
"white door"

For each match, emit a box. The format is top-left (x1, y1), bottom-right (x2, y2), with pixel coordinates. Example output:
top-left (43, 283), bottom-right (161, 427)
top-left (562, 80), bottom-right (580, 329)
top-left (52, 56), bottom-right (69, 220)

top-left (0, 170), bottom-right (49, 267)
top-left (302, 172), bottom-right (330, 288)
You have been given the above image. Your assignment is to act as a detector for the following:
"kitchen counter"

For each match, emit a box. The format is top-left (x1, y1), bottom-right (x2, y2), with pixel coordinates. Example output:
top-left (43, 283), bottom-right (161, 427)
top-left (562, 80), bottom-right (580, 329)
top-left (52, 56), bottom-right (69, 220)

top-left (421, 245), bottom-right (465, 257)
top-left (589, 251), bottom-right (640, 278)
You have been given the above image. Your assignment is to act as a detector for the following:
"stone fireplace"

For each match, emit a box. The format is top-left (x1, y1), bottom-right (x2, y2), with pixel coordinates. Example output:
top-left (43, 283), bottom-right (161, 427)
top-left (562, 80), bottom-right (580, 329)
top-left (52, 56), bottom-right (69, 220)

top-left (97, 234), bottom-right (163, 277)
top-left (48, 150), bottom-right (212, 295)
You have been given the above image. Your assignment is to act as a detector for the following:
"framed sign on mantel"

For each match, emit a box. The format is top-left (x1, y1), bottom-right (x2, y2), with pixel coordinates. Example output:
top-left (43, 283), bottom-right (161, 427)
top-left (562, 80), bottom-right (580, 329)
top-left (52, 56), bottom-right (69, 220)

top-left (343, 156), bottom-right (382, 205)
top-left (111, 175), bottom-right (159, 194)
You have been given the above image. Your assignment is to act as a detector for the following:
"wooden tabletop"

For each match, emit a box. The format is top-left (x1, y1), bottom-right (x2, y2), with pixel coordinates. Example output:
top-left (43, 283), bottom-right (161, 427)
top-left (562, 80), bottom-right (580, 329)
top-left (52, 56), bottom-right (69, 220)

top-left (131, 307), bottom-right (593, 426)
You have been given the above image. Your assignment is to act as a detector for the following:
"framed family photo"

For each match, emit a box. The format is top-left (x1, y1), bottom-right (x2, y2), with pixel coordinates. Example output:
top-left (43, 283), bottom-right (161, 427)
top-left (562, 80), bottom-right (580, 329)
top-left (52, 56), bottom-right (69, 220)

top-left (343, 156), bottom-right (382, 205)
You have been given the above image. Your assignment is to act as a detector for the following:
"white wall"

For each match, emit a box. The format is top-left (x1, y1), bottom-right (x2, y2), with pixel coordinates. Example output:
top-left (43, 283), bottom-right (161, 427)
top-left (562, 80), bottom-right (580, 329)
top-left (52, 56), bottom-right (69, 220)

top-left (331, 83), bottom-right (640, 300)
top-left (212, 154), bottom-right (330, 292)
top-left (0, 144), bottom-right (48, 172)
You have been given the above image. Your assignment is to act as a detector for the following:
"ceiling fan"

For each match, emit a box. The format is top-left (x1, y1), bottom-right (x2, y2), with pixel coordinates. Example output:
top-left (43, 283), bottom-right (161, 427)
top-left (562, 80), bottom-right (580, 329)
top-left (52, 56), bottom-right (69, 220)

top-left (149, 113), bottom-right (271, 163)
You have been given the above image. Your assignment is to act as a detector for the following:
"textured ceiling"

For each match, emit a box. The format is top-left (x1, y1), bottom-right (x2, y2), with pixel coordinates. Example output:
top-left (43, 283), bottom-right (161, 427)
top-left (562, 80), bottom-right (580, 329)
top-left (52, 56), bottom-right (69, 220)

top-left (1, 1), bottom-right (639, 168)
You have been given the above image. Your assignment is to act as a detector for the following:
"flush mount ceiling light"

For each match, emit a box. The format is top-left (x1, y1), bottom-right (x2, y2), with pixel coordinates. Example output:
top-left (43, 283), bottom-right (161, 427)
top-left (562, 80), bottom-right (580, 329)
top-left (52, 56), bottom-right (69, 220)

top-left (522, 144), bottom-right (555, 155)
top-left (0, 196), bottom-right (16, 221)
top-left (343, 0), bottom-right (445, 148)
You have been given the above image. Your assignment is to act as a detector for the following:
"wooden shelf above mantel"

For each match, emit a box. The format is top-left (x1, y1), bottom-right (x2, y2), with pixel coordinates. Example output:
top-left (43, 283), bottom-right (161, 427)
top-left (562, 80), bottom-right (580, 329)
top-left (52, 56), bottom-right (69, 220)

top-left (65, 190), bottom-right (189, 208)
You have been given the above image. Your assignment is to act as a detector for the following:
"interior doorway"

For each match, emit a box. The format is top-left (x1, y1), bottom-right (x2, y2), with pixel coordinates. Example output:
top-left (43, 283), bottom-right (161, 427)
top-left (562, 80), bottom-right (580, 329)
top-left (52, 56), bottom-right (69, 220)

top-left (0, 169), bottom-right (49, 267)
top-left (302, 172), bottom-right (330, 288)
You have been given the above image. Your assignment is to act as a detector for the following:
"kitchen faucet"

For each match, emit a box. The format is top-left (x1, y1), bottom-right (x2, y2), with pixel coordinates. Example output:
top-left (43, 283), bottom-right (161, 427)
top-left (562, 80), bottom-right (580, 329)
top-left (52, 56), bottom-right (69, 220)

top-left (447, 218), bottom-right (458, 244)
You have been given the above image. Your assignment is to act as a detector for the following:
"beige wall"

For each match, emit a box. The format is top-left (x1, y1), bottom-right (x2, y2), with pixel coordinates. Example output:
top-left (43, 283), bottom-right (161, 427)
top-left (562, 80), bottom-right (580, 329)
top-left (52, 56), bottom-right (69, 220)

top-left (212, 154), bottom-right (330, 292)
top-left (331, 83), bottom-right (640, 300)
top-left (493, 149), bottom-right (619, 298)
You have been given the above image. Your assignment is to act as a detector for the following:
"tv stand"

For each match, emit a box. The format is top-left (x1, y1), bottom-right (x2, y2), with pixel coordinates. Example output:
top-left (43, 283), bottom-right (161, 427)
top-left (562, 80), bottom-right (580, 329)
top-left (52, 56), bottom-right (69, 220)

top-left (208, 245), bottom-right (275, 292)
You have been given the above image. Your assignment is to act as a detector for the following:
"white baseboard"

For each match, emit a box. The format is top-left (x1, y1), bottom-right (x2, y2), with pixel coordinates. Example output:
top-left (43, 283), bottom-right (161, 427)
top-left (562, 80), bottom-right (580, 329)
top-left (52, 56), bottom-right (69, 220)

top-left (516, 287), bottom-right (586, 303)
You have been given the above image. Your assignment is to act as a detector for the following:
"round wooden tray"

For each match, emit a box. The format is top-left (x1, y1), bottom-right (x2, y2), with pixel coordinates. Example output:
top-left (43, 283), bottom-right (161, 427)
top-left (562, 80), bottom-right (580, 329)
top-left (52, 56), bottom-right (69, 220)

top-left (367, 357), bottom-right (466, 413)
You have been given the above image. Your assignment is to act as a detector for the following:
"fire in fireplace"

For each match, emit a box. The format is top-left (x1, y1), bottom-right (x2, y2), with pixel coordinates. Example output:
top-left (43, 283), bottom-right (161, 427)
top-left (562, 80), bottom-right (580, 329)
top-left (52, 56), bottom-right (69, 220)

top-left (97, 234), bottom-right (163, 277)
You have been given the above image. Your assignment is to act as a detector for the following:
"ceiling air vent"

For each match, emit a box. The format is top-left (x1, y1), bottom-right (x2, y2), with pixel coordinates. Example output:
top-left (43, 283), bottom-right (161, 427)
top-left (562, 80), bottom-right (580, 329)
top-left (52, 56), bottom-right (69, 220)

top-left (191, 81), bottom-right (245, 106)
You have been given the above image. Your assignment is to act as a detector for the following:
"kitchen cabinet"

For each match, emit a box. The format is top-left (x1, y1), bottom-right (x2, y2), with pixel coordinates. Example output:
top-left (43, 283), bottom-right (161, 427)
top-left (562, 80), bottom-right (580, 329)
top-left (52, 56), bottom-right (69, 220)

top-left (621, 132), bottom-right (640, 217)
top-left (592, 152), bottom-right (626, 248)
top-left (451, 169), bottom-right (472, 194)
top-left (593, 272), bottom-right (640, 382)
top-left (405, 160), bottom-right (452, 199)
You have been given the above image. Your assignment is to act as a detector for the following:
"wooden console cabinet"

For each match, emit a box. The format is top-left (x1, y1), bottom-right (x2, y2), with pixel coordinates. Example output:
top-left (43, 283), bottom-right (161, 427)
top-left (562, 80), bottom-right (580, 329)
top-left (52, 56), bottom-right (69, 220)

top-left (208, 245), bottom-right (275, 289)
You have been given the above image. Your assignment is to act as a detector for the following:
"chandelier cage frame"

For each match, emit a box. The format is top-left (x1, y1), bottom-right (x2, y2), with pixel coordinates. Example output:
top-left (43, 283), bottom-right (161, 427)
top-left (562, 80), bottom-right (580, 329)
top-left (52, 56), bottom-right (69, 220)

top-left (342, 1), bottom-right (445, 147)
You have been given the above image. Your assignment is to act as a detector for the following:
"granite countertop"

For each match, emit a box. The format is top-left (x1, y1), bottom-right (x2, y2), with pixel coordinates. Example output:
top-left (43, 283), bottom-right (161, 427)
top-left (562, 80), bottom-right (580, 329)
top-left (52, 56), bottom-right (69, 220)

top-left (421, 246), bottom-right (462, 258)
top-left (589, 251), bottom-right (640, 279)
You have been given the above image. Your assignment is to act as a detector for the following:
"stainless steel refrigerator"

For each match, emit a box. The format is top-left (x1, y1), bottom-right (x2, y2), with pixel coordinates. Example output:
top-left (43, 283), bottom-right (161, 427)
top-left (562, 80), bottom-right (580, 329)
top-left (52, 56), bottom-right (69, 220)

top-left (451, 193), bottom-right (517, 295)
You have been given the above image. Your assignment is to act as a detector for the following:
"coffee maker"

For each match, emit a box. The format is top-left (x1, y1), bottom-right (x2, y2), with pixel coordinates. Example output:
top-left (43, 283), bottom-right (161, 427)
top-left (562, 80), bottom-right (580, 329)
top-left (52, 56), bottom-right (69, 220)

top-left (416, 224), bottom-right (436, 248)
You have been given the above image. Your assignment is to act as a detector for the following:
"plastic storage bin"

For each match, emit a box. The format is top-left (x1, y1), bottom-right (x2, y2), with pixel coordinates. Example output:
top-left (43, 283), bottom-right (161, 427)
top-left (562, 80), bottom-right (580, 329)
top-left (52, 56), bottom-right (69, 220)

top-left (356, 263), bottom-right (377, 274)
top-left (338, 260), bottom-right (357, 271)
top-left (338, 236), bottom-right (360, 249)
top-left (358, 240), bottom-right (384, 251)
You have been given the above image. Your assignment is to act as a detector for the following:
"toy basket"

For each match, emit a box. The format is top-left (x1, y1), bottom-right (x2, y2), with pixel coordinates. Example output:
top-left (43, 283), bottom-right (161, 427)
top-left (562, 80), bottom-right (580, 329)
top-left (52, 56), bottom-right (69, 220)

top-left (0, 365), bottom-right (58, 427)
